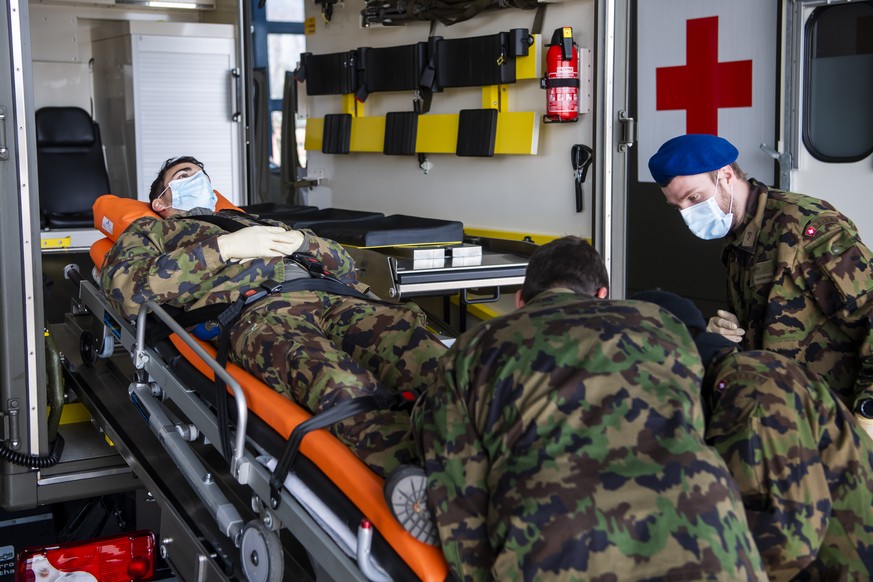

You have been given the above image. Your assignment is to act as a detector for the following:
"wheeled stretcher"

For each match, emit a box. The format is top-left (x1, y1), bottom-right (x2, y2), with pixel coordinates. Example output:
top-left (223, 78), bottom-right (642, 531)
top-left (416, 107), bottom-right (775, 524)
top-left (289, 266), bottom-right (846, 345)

top-left (74, 194), bottom-right (531, 580)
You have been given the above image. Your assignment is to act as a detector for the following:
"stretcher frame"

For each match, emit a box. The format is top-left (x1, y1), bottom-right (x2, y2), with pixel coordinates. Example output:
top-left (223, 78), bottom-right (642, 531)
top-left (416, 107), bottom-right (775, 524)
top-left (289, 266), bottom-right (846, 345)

top-left (77, 194), bottom-right (533, 580)
top-left (72, 276), bottom-right (440, 581)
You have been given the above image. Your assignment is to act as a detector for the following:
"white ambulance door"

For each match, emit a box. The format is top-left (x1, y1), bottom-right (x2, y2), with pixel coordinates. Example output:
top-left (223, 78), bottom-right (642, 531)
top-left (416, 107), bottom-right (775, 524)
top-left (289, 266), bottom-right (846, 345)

top-left (626, 0), bottom-right (779, 315)
top-left (0, 0), bottom-right (47, 464)
top-left (784, 1), bottom-right (873, 245)
top-left (602, 0), bottom-right (633, 297)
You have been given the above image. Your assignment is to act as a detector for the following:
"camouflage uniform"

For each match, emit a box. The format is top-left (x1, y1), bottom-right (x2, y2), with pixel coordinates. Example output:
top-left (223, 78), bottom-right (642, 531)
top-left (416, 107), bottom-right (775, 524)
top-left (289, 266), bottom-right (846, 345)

top-left (102, 211), bottom-right (446, 476)
top-left (723, 180), bottom-right (873, 408)
top-left (412, 289), bottom-right (765, 581)
top-left (704, 348), bottom-right (873, 581)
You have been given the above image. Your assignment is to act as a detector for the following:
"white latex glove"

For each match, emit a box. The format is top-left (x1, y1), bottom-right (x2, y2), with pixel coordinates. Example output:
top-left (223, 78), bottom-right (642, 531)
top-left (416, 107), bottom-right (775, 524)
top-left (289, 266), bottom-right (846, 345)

top-left (706, 309), bottom-right (745, 343)
top-left (216, 226), bottom-right (304, 261)
top-left (856, 414), bottom-right (873, 444)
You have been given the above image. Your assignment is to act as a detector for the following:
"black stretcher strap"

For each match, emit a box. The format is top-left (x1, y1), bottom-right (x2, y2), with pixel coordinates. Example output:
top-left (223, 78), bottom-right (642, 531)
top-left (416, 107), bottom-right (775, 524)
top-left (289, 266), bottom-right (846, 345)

top-left (149, 211), bottom-right (397, 465)
top-left (182, 210), bottom-right (275, 232)
top-left (269, 391), bottom-right (415, 509)
top-left (200, 275), bottom-right (370, 462)
top-left (142, 262), bottom-right (420, 517)
top-left (145, 266), bottom-right (371, 460)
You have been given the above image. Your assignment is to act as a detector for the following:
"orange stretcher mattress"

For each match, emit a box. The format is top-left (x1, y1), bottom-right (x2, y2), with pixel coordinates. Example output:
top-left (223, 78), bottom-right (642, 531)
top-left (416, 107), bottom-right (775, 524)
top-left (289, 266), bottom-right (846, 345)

top-left (91, 194), bottom-right (449, 581)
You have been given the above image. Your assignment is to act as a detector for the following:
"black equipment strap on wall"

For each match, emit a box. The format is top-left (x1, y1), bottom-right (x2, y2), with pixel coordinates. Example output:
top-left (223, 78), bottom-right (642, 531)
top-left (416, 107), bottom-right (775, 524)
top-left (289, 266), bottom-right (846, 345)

top-left (571, 144), bottom-right (593, 213)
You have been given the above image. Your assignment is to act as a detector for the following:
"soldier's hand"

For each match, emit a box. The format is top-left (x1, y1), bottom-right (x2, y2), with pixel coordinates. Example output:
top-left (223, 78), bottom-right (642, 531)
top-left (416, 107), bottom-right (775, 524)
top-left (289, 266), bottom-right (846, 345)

top-left (217, 226), bottom-right (304, 261)
top-left (706, 310), bottom-right (745, 343)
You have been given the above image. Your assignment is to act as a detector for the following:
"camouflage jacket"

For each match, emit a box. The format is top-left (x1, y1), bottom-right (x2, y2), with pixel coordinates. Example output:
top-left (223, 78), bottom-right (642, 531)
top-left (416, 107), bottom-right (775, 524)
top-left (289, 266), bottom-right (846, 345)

top-left (723, 180), bottom-right (873, 408)
top-left (704, 349), bottom-right (873, 581)
top-left (100, 210), bottom-right (363, 319)
top-left (413, 289), bottom-right (765, 582)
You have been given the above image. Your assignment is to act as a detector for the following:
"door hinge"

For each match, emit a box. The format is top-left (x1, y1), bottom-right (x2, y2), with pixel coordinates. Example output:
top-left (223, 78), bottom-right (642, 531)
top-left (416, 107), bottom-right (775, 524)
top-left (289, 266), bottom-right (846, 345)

top-left (618, 110), bottom-right (637, 152)
top-left (0, 106), bottom-right (8, 161)
top-left (760, 142), bottom-right (792, 191)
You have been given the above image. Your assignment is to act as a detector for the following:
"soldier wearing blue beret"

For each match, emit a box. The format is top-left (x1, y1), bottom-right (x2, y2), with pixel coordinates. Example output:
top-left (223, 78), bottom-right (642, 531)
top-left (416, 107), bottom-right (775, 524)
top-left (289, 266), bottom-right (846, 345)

top-left (648, 134), bottom-right (873, 439)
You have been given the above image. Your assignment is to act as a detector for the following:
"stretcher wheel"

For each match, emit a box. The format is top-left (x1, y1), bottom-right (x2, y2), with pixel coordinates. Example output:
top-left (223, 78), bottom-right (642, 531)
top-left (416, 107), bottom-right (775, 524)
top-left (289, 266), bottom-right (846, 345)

top-left (240, 521), bottom-right (283, 582)
top-left (385, 464), bottom-right (438, 545)
top-left (79, 331), bottom-right (98, 365)
top-left (97, 334), bottom-right (115, 358)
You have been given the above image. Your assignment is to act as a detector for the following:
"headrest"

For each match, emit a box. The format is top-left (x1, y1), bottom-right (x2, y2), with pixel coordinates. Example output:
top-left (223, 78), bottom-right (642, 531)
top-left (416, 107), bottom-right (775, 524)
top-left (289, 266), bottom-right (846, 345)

top-left (648, 134), bottom-right (738, 185)
top-left (93, 192), bottom-right (241, 241)
top-left (36, 107), bottom-right (97, 147)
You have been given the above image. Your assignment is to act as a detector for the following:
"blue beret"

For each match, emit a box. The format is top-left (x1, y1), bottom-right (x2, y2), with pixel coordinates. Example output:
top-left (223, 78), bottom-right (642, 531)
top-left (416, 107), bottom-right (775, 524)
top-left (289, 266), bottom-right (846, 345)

top-left (648, 134), bottom-right (738, 185)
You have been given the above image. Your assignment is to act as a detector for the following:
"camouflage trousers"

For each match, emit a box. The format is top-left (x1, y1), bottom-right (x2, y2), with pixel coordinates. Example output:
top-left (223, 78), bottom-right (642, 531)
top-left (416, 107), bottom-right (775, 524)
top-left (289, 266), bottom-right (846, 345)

top-left (228, 290), bottom-right (446, 477)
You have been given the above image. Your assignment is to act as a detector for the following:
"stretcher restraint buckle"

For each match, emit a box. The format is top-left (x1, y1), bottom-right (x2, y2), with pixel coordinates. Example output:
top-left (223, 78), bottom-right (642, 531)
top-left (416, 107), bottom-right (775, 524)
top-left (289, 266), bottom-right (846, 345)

top-left (398, 390), bottom-right (417, 411)
top-left (289, 252), bottom-right (341, 283)
top-left (243, 279), bottom-right (285, 307)
top-left (216, 279), bottom-right (284, 329)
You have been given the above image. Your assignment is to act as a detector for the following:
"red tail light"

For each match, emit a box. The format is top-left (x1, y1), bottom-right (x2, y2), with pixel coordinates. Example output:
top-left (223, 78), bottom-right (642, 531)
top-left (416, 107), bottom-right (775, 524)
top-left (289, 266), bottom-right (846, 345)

top-left (15, 530), bottom-right (155, 581)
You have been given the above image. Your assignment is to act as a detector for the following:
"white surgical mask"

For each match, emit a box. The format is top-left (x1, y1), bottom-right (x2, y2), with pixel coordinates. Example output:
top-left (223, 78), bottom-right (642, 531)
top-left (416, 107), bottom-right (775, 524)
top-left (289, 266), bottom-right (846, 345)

top-left (679, 172), bottom-right (734, 240)
top-left (161, 171), bottom-right (217, 212)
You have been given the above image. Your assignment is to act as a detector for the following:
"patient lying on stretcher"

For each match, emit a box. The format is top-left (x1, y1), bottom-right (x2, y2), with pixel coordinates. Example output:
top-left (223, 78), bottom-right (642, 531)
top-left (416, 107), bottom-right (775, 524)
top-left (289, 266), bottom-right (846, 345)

top-left (101, 155), bottom-right (447, 478)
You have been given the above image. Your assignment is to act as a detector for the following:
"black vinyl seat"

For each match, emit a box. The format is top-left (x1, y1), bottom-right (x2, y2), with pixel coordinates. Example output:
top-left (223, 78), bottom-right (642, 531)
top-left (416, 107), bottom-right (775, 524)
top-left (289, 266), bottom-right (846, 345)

top-left (36, 107), bottom-right (111, 229)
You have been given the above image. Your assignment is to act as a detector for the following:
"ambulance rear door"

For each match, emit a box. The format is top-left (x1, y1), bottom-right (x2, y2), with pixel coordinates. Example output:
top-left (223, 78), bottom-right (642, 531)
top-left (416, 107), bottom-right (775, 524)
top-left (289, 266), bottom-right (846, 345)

top-left (0, 0), bottom-right (48, 507)
top-left (625, 0), bottom-right (779, 313)
top-left (783, 0), bottom-right (873, 245)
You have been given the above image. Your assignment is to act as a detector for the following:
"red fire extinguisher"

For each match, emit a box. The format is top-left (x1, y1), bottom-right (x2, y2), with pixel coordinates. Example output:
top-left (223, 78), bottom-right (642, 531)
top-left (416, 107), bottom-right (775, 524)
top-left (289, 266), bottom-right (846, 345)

top-left (542, 27), bottom-right (579, 123)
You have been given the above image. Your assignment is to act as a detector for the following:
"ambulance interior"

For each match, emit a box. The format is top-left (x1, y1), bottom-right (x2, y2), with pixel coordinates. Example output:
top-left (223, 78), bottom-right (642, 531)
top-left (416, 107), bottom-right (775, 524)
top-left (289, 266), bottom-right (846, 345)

top-left (19, 0), bottom-right (586, 576)
top-left (5, 0), bottom-right (873, 579)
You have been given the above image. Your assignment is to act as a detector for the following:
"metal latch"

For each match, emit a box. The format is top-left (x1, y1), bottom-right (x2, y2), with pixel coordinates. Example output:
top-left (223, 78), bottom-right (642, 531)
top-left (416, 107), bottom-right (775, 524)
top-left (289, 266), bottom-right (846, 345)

top-left (618, 110), bottom-right (637, 152)
top-left (760, 142), bottom-right (792, 191)
top-left (2, 399), bottom-right (21, 449)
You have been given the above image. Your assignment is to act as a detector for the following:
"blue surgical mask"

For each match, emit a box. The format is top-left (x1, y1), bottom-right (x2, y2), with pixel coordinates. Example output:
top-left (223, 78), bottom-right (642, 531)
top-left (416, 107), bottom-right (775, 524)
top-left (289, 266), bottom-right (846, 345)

top-left (679, 173), bottom-right (734, 240)
top-left (163, 171), bottom-right (217, 212)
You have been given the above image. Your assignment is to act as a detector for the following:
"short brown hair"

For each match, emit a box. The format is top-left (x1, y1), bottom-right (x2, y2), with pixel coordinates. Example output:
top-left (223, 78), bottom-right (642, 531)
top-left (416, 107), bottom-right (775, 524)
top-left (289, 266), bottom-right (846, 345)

top-left (520, 236), bottom-right (608, 303)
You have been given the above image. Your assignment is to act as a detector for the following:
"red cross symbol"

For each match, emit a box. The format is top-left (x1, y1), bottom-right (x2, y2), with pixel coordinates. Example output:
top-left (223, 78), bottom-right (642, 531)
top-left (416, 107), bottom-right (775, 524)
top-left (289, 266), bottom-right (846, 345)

top-left (656, 16), bottom-right (753, 135)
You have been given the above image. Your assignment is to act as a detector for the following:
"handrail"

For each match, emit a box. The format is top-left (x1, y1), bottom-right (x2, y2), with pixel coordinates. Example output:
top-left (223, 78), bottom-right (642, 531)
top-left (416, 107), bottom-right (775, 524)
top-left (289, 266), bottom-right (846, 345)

top-left (135, 300), bottom-right (248, 474)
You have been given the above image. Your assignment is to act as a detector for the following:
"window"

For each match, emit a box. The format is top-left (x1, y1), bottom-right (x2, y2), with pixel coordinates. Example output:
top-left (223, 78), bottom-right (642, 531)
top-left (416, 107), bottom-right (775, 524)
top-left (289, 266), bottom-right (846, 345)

top-left (253, 0), bottom-right (307, 169)
top-left (803, 2), bottom-right (873, 162)
top-left (268, 32), bottom-right (307, 167)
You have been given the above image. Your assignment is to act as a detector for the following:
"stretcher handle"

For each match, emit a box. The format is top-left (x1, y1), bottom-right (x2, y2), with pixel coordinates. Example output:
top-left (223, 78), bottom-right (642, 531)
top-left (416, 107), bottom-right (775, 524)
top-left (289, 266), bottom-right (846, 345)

top-left (136, 300), bottom-right (248, 474)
